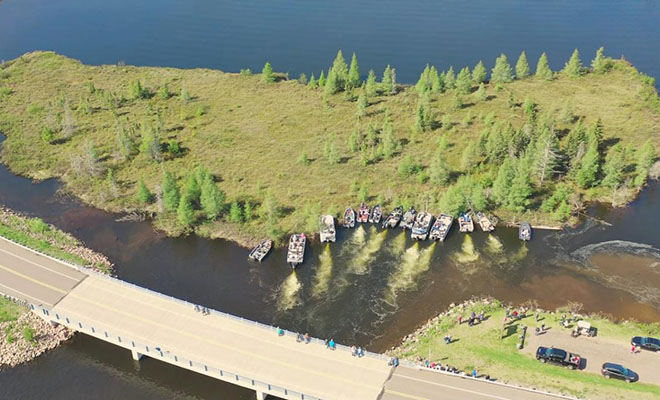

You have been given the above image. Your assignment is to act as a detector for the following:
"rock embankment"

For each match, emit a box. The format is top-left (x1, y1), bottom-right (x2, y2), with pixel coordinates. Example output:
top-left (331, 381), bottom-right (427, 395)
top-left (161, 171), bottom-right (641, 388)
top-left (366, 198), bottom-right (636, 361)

top-left (0, 311), bottom-right (74, 369)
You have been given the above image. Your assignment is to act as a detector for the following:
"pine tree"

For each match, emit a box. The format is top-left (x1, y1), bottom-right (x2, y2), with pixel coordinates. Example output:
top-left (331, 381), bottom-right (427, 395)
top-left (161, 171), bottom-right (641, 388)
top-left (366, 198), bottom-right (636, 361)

top-left (576, 140), bottom-right (600, 188)
top-left (347, 52), bottom-right (361, 89)
top-left (491, 54), bottom-right (513, 84)
top-left (633, 140), bottom-right (656, 186)
top-left (162, 172), bottom-right (180, 212)
top-left (200, 174), bottom-right (225, 219)
top-left (563, 49), bottom-right (583, 77)
top-left (452, 92), bottom-right (463, 111)
top-left (507, 158), bottom-right (532, 211)
top-left (475, 83), bottom-right (487, 102)
top-left (365, 69), bottom-right (378, 97)
top-left (358, 183), bottom-right (369, 202)
top-left (228, 201), bottom-right (243, 223)
top-left (563, 119), bottom-right (587, 159)
top-left (472, 61), bottom-right (487, 84)
top-left (602, 144), bottom-right (625, 189)
top-left (382, 110), bottom-right (398, 158)
top-left (307, 73), bottom-right (317, 88)
top-left (176, 193), bottom-right (195, 226)
top-left (416, 64), bottom-right (431, 94)
top-left (356, 91), bottom-right (368, 119)
top-left (261, 62), bottom-right (275, 83)
top-left (318, 70), bottom-right (327, 87)
top-left (324, 67), bottom-right (341, 95)
top-left (534, 127), bottom-right (562, 183)
top-left (431, 67), bottom-right (444, 92)
top-left (184, 173), bottom-right (201, 205)
top-left (587, 118), bottom-right (604, 146)
top-left (382, 65), bottom-right (394, 94)
top-left (416, 97), bottom-right (433, 132)
top-left (444, 67), bottom-right (456, 89)
top-left (492, 158), bottom-right (516, 205)
top-left (456, 67), bottom-right (472, 94)
top-left (535, 52), bottom-right (553, 80)
top-left (429, 148), bottom-right (450, 185)
top-left (330, 50), bottom-right (349, 88)
top-left (137, 179), bottom-right (153, 204)
top-left (461, 141), bottom-right (478, 171)
top-left (515, 51), bottom-right (530, 79)
top-left (591, 47), bottom-right (612, 74)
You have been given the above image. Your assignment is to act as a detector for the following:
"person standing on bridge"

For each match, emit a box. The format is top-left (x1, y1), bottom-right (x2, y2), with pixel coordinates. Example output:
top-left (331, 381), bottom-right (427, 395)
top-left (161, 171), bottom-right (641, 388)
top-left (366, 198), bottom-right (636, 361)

top-left (329, 338), bottom-right (336, 350)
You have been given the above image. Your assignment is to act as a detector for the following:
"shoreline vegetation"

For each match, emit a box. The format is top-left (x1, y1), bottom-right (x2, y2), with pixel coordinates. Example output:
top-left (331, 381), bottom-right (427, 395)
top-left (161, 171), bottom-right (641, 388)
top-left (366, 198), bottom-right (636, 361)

top-left (0, 206), bottom-right (113, 369)
top-left (389, 298), bottom-right (660, 400)
top-left (0, 49), bottom-right (658, 247)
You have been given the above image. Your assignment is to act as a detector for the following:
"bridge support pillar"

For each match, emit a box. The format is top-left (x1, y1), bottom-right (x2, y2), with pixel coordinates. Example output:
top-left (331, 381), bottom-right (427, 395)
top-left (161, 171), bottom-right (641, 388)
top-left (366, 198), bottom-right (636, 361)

top-left (131, 350), bottom-right (143, 361)
top-left (255, 390), bottom-right (267, 400)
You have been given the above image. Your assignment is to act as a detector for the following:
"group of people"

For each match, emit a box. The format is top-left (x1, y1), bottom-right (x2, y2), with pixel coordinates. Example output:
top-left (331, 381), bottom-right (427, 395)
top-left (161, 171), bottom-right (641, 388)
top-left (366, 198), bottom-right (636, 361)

top-left (324, 338), bottom-right (336, 350)
top-left (193, 305), bottom-right (210, 315)
top-left (296, 332), bottom-right (311, 344)
top-left (350, 345), bottom-right (365, 357)
top-left (458, 311), bottom-right (486, 327)
top-left (421, 360), bottom-right (491, 381)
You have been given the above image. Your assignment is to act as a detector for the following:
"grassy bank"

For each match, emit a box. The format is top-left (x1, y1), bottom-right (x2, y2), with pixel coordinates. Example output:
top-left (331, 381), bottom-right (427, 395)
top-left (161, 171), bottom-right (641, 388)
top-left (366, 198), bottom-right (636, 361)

top-left (0, 297), bottom-right (23, 324)
top-left (0, 207), bottom-right (113, 273)
top-left (391, 300), bottom-right (660, 400)
top-left (0, 51), bottom-right (658, 245)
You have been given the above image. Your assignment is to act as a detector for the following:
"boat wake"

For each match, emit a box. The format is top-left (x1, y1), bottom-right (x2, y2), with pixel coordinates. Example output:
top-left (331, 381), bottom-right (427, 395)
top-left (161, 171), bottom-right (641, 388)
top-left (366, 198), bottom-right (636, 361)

top-left (276, 272), bottom-right (302, 311)
top-left (452, 235), bottom-right (479, 264)
top-left (311, 244), bottom-right (333, 298)
top-left (383, 242), bottom-right (436, 307)
top-left (388, 231), bottom-right (407, 256)
top-left (346, 226), bottom-right (387, 275)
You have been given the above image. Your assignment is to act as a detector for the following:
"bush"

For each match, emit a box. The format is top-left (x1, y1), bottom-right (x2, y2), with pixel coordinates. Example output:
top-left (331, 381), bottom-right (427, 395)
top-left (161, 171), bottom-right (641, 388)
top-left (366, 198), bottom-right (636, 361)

top-left (398, 155), bottom-right (423, 178)
top-left (0, 86), bottom-right (12, 97)
top-left (29, 218), bottom-right (49, 234)
top-left (240, 68), bottom-right (252, 76)
top-left (23, 326), bottom-right (35, 343)
top-left (167, 140), bottom-right (182, 156)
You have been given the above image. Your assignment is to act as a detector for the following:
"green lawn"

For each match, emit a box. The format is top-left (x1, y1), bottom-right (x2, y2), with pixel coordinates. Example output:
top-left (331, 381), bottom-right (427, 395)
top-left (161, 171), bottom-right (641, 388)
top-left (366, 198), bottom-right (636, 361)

top-left (0, 297), bottom-right (23, 323)
top-left (392, 301), bottom-right (660, 400)
top-left (0, 51), bottom-right (658, 245)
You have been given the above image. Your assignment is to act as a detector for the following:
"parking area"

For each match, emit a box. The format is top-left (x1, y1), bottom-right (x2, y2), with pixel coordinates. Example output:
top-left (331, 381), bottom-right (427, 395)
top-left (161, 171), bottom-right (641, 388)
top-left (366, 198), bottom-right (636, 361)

top-left (524, 328), bottom-right (660, 385)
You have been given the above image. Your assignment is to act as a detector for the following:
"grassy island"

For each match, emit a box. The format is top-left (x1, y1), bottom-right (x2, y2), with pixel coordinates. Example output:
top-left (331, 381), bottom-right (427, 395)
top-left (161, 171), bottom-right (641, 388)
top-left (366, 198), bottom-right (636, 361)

top-left (0, 50), bottom-right (658, 245)
top-left (391, 299), bottom-right (660, 400)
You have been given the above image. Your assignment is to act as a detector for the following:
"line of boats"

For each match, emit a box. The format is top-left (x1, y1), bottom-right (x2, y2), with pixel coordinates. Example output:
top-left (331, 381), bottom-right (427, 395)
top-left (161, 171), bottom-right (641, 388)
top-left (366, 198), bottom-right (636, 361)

top-left (249, 202), bottom-right (533, 268)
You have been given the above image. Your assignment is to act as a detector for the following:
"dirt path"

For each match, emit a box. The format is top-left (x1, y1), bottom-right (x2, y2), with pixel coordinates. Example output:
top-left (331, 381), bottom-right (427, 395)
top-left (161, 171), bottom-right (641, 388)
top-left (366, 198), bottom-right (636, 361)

top-left (524, 327), bottom-right (660, 385)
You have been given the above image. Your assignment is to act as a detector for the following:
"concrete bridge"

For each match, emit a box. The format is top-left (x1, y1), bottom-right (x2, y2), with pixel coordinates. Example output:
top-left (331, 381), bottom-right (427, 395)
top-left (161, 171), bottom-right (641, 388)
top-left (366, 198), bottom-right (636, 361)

top-left (0, 235), bottom-right (570, 400)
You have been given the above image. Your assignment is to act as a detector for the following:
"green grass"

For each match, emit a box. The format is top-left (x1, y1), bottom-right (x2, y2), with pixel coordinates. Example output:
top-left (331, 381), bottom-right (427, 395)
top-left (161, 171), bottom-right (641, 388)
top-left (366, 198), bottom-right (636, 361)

top-left (0, 51), bottom-right (658, 244)
top-left (22, 326), bottom-right (35, 343)
top-left (393, 302), bottom-right (660, 400)
top-left (0, 297), bottom-right (23, 323)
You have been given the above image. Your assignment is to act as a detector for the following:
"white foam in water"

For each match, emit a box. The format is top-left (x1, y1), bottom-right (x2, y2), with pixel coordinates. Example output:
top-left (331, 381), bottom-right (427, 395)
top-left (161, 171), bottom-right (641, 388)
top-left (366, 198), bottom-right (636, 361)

top-left (452, 235), bottom-right (479, 263)
top-left (311, 244), bottom-right (333, 298)
top-left (277, 271), bottom-right (302, 311)
top-left (384, 241), bottom-right (436, 306)
top-left (347, 226), bottom-right (387, 275)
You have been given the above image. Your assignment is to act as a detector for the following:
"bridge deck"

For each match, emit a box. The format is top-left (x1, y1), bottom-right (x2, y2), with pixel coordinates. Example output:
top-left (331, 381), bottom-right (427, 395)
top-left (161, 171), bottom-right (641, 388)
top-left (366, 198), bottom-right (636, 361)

top-left (52, 274), bottom-right (392, 400)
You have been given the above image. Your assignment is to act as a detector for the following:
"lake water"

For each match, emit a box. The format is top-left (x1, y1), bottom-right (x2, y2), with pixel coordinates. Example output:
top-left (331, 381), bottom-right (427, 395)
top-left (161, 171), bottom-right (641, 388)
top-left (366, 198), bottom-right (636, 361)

top-left (1, 1), bottom-right (660, 399)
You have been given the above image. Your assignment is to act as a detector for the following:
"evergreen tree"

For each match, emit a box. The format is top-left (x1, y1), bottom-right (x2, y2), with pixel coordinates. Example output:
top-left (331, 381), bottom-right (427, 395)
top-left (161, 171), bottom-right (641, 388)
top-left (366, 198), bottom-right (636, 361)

top-left (162, 171), bottom-right (180, 212)
top-left (429, 148), bottom-right (450, 185)
top-left (330, 50), bottom-right (349, 88)
top-left (461, 141), bottom-right (478, 171)
top-left (228, 201), bottom-right (243, 223)
top-left (634, 140), bottom-right (656, 186)
top-left (475, 82), bottom-right (487, 102)
top-left (492, 158), bottom-right (516, 205)
top-left (200, 174), bottom-right (225, 219)
top-left (534, 127), bottom-right (562, 183)
top-left (563, 49), bottom-right (584, 77)
top-left (358, 183), bottom-right (369, 202)
top-left (347, 52), bottom-right (361, 89)
top-left (507, 158), bottom-right (532, 211)
top-left (356, 91), bottom-right (368, 119)
top-left (444, 67), bottom-right (456, 89)
top-left (431, 67), bottom-right (444, 92)
top-left (324, 67), bottom-right (341, 95)
top-left (307, 74), bottom-right (317, 88)
top-left (41, 127), bottom-right (54, 144)
top-left (382, 110), bottom-right (398, 158)
top-left (472, 61), bottom-right (487, 84)
top-left (563, 119), bottom-right (587, 159)
top-left (452, 92), bottom-right (463, 111)
top-left (261, 62), bottom-right (275, 83)
top-left (137, 179), bottom-right (153, 204)
top-left (318, 70), bottom-right (327, 87)
top-left (602, 144), bottom-right (625, 188)
top-left (455, 66), bottom-right (472, 94)
top-left (184, 173), bottom-right (201, 205)
top-left (416, 64), bottom-right (432, 94)
top-left (416, 97), bottom-right (433, 132)
top-left (139, 122), bottom-right (161, 162)
top-left (244, 201), bottom-right (253, 221)
top-left (576, 140), bottom-right (600, 188)
top-left (382, 65), bottom-right (394, 94)
top-left (490, 54), bottom-right (513, 84)
top-left (324, 134), bottom-right (340, 164)
top-left (587, 118), bottom-right (604, 146)
top-left (365, 69), bottom-right (378, 97)
top-left (515, 51), bottom-right (530, 79)
top-left (535, 52), bottom-right (553, 80)
top-left (157, 84), bottom-right (169, 100)
top-left (176, 193), bottom-right (195, 226)
top-left (591, 47), bottom-right (612, 74)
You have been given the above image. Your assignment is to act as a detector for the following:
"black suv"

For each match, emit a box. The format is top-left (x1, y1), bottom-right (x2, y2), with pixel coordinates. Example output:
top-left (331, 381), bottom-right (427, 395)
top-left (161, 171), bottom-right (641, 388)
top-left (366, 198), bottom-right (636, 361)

top-left (631, 336), bottom-right (660, 352)
top-left (601, 363), bottom-right (638, 383)
top-left (536, 346), bottom-right (581, 369)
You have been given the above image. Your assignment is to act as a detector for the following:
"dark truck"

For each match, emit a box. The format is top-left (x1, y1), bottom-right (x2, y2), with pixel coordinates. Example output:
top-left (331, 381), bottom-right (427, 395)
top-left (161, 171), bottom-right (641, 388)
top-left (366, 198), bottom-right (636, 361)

top-left (536, 346), bottom-right (581, 370)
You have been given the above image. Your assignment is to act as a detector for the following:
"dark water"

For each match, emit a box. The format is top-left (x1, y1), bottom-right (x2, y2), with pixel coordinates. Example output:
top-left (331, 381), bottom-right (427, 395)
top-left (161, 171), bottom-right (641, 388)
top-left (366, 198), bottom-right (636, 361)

top-left (2, 0), bottom-right (660, 398)
top-left (1, 0), bottom-right (660, 84)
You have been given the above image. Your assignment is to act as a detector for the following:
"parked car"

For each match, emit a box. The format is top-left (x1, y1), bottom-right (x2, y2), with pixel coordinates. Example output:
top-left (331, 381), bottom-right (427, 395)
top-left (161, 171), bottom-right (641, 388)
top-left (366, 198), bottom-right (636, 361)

top-left (536, 346), bottom-right (581, 369)
top-left (631, 336), bottom-right (660, 352)
top-left (601, 363), bottom-right (638, 383)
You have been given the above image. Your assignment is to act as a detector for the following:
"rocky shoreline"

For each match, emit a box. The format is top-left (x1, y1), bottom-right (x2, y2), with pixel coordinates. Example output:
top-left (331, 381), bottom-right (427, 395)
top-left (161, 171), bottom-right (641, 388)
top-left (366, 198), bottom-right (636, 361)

top-left (0, 310), bottom-right (74, 369)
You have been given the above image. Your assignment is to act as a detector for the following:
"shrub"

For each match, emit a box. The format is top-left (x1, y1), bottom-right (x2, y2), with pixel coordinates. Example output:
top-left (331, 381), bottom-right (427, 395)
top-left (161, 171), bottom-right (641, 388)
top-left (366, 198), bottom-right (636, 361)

top-left (240, 68), bottom-right (252, 76)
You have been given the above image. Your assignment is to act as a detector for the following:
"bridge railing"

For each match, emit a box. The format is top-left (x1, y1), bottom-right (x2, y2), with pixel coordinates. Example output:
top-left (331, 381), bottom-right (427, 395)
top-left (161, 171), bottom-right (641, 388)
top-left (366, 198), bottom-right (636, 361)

top-left (31, 303), bottom-right (322, 400)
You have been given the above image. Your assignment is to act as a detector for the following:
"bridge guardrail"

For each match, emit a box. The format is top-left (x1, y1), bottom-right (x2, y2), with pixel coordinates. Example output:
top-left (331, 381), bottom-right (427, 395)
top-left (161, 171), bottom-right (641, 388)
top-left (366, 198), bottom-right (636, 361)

top-left (31, 303), bottom-right (322, 400)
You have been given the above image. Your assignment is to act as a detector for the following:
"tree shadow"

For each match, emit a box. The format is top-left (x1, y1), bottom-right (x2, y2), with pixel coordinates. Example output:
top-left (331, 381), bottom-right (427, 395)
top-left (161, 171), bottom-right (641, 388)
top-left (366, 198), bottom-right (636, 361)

top-left (502, 323), bottom-right (519, 339)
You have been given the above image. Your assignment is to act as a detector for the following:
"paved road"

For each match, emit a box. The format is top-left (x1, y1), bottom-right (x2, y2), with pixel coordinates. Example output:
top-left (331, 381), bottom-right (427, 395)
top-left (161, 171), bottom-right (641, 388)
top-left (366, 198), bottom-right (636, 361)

top-left (382, 366), bottom-right (565, 400)
top-left (0, 237), bottom-right (86, 306)
top-left (526, 328), bottom-right (660, 385)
